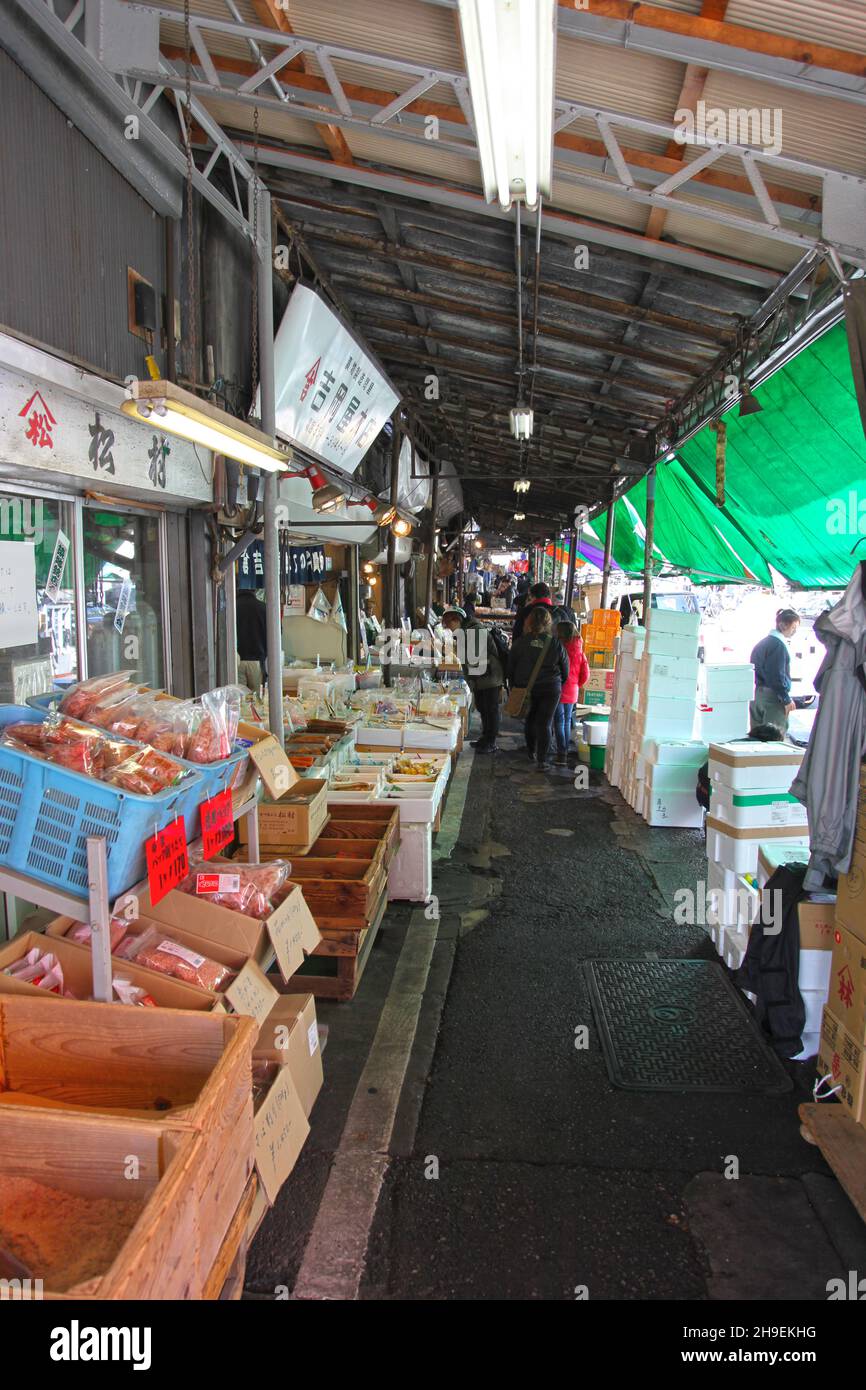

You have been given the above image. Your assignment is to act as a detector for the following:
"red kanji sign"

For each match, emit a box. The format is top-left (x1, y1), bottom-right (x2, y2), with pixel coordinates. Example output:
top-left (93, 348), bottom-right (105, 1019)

top-left (18, 390), bottom-right (56, 449)
top-left (836, 964), bottom-right (855, 1010)
top-left (145, 820), bottom-right (189, 906)
top-left (299, 356), bottom-right (320, 402)
top-left (200, 787), bottom-right (234, 859)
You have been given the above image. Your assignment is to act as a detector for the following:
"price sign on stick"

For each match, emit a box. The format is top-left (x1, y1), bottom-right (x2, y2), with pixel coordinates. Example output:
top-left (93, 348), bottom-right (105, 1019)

top-left (200, 787), bottom-right (234, 858)
top-left (145, 820), bottom-right (189, 905)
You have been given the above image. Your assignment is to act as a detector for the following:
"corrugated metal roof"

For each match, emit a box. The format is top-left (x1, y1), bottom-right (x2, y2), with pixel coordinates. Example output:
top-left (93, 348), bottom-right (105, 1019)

top-left (726, 0), bottom-right (866, 53)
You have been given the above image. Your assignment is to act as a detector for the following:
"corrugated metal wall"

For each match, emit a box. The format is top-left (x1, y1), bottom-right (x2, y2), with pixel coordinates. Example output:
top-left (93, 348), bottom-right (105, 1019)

top-left (0, 48), bottom-right (165, 381)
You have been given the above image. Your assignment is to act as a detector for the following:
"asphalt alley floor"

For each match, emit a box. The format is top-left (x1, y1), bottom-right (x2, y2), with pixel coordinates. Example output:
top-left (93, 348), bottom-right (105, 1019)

top-left (246, 718), bottom-right (866, 1302)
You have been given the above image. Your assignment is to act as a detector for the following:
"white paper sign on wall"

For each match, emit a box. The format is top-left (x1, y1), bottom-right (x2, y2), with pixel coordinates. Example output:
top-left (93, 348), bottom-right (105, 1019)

top-left (0, 541), bottom-right (38, 647)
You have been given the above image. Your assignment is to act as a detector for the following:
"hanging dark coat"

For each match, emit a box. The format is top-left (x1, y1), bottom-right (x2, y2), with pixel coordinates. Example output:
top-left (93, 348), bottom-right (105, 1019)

top-left (733, 864), bottom-right (807, 1058)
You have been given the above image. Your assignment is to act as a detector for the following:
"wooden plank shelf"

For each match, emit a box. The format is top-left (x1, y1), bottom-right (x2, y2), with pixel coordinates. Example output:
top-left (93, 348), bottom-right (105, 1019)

top-left (799, 1103), bottom-right (866, 1225)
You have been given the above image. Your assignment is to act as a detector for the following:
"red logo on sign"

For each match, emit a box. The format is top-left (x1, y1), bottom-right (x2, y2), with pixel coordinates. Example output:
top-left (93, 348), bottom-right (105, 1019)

top-left (19, 390), bottom-right (56, 449)
top-left (837, 964), bottom-right (855, 1010)
top-left (300, 357), bottom-right (321, 403)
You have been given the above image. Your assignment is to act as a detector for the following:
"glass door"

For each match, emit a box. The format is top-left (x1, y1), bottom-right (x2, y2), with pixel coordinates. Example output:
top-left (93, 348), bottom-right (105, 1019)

top-left (0, 489), bottom-right (78, 702)
top-left (82, 505), bottom-right (166, 689)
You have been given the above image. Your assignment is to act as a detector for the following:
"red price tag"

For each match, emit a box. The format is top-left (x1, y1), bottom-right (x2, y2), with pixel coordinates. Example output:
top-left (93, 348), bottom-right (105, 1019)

top-left (145, 820), bottom-right (189, 906)
top-left (201, 787), bottom-right (234, 858)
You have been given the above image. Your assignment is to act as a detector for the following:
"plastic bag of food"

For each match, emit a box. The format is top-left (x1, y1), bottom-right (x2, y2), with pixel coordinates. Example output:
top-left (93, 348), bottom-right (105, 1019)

top-left (112, 976), bottom-right (157, 1007)
top-left (184, 685), bottom-right (244, 764)
top-left (60, 671), bottom-right (136, 720)
top-left (103, 746), bottom-right (187, 795)
top-left (116, 924), bottom-right (232, 992)
top-left (178, 860), bottom-right (290, 919)
top-left (67, 917), bottom-right (130, 953)
top-left (3, 948), bottom-right (67, 994)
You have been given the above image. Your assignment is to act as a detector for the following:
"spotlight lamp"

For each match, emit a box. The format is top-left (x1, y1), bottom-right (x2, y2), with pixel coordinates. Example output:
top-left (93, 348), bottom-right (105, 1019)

top-left (391, 516), bottom-right (413, 538)
top-left (304, 463), bottom-right (345, 512)
top-left (739, 382), bottom-right (763, 417)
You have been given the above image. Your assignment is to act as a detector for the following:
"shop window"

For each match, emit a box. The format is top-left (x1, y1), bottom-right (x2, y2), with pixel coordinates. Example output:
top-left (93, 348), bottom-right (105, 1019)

top-left (83, 507), bottom-right (164, 688)
top-left (0, 492), bottom-right (77, 701)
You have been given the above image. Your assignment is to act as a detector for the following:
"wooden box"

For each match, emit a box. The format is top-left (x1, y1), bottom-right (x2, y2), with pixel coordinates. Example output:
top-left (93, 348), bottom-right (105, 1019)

top-left (287, 857), bottom-right (388, 929)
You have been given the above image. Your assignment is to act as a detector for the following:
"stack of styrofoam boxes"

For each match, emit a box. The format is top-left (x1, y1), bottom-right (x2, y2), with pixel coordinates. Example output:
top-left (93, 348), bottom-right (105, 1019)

top-left (605, 623), bottom-right (645, 792)
top-left (704, 739), bottom-right (811, 1045)
top-left (643, 738), bottom-right (708, 828)
top-left (633, 610), bottom-right (701, 821)
top-left (579, 608), bottom-right (622, 711)
top-left (698, 664), bottom-right (754, 743)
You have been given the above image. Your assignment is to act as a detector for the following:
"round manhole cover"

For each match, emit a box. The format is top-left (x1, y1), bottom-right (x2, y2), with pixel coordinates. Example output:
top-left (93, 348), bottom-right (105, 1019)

top-left (650, 1004), bottom-right (695, 1024)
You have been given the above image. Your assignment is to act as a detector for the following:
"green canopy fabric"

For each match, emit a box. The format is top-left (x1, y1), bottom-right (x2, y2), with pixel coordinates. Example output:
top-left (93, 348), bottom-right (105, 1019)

top-left (587, 321), bottom-right (866, 589)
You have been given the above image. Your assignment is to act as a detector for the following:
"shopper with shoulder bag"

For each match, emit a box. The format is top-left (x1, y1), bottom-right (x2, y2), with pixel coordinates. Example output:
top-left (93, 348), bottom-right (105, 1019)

top-left (507, 607), bottom-right (569, 771)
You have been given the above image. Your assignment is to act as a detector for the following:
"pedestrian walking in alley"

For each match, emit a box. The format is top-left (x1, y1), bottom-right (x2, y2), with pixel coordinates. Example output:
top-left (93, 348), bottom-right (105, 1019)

top-left (441, 606), bottom-right (505, 753)
top-left (554, 619), bottom-right (588, 765)
top-left (749, 608), bottom-right (800, 734)
top-left (508, 606), bottom-right (569, 771)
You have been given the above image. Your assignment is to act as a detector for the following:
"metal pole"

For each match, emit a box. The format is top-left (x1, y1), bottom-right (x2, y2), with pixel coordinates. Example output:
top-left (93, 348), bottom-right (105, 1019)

top-left (425, 455), bottom-right (441, 625)
top-left (600, 487), bottom-right (617, 610)
top-left (258, 187), bottom-right (283, 745)
top-left (347, 543), bottom-right (361, 664)
top-left (641, 466), bottom-right (656, 627)
top-left (87, 837), bottom-right (113, 1003)
top-left (456, 513), bottom-right (465, 605)
top-left (564, 526), bottom-right (578, 610)
top-left (384, 417), bottom-right (401, 684)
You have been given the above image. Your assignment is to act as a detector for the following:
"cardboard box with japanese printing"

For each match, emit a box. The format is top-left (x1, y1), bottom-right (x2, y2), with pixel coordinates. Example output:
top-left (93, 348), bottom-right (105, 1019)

top-left (828, 923), bottom-right (866, 1043)
top-left (818, 1007), bottom-right (866, 1126)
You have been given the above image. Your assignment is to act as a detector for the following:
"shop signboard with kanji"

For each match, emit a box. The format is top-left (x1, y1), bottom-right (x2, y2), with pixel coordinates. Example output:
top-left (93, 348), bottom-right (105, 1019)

top-left (271, 285), bottom-right (399, 472)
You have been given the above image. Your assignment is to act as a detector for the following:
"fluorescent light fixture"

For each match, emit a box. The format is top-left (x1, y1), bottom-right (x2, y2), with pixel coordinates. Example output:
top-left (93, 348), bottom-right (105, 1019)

top-left (509, 407), bottom-right (534, 440)
top-left (120, 379), bottom-right (291, 472)
top-left (514, 477), bottom-right (531, 493)
top-left (514, 511), bottom-right (526, 521)
top-left (458, 0), bottom-right (556, 211)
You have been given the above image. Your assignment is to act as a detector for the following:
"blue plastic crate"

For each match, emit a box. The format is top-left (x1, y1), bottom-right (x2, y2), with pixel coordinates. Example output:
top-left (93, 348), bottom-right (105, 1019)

top-left (0, 706), bottom-right (202, 900)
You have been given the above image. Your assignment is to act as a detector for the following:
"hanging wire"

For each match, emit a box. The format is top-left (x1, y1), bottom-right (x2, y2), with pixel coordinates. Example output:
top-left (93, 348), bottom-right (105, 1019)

top-left (250, 105), bottom-right (260, 415)
top-left (183, 0), bottom-right (198, 388)
top-left (528, 198), bottom-right (543, 415)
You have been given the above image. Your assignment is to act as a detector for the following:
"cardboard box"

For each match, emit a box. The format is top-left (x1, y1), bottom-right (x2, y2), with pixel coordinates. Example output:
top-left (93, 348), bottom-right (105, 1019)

top-left (253, 1063), bottom-right (311, 1205)
top-left (798, 900), bottom-right (835, 952)
top-left (706, 816), bottom-right (809, 877)
top-left (709, 740), bottom-right (803, 792)
top-left (229, 718), bottom-right (302, 809)
top-left (818, 1008), bottom-right (866, 1125)
top-left (836, 838), bottom-right (866, 944)
top-left (0, 931), bottom-right (218, 1010)
top-left (254, 993), bottom-right (323, 1117)
top-left (243, 778), bottom-right (329, 851)
top-left (828, 924), bottom-right (866, 1042)
top-left (583, 668), bottom-right (615, 694)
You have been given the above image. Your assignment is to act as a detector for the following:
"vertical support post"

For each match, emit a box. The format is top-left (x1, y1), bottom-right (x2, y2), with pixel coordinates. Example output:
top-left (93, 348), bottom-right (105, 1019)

top-left (224, 568), bottom-right (238, 687)
top-left (347, 543), bottom-right (361, 664)
top-left (564, 526), bottom-right (578, 610)
top-left (425, 454), bottom-right (441, 625)
top-left (600, 487), bottom-right (617, 610)
top-left (642, 466), bottom-right (656, 628)
top-left (384, 416), bottom-right (401, 685)
top-left (258, 186), bottom-right (283, 746)
top-left (456, 513), bottom-right (465, 605)
top-left (86, 837), bottom-right (113, 1003)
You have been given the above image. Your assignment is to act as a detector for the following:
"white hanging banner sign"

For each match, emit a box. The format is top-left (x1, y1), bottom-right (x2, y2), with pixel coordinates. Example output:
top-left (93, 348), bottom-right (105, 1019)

top-left (0, 541), bottom-right (38, 647)
top-left (44, 529), bottom-right (70, 603)
top-left (272, 285), bottom-right (399, 472)
top-left (114, 577), bottom-right (134, 633)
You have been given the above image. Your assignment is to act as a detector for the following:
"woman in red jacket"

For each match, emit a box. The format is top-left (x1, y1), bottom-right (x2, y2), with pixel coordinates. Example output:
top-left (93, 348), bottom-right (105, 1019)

top-left (554, 620), bottom-right (589, 765)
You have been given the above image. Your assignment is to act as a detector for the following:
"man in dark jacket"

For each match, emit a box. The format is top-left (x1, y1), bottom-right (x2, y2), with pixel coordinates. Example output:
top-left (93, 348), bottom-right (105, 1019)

top-left (236, 585), bottom-right (268, 692)
top-left (442, 607), bottom-right (504, 754)
top-left (749, 608), bottom-right (799, 734)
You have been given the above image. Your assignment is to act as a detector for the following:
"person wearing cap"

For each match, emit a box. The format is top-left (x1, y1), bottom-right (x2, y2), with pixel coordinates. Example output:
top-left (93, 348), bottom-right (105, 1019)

top-left (442, 607), bottom-right (505, 754)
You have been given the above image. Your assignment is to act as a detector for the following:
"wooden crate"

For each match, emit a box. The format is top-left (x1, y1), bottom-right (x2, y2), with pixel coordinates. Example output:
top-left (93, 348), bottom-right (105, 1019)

top-left (276, 886), bottom-right (389, 1002)
top-left (0, 996), bottom-right (256, 1293)
top-left (288, 857), bottom-right (387, 928)
top-left (0, 1106), bottom-right (203, 1298)
top-left (322, 805), bottom-right (401, 866)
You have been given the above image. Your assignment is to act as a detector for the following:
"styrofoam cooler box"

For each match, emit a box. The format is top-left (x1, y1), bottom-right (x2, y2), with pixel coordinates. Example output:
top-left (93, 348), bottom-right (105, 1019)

top-left (723, 924), bottom-right (750, 970)
top-left (641, 667), bottom-right (699, 701)
top-left (800, 948), bottom-right (832, 994)
top-left (643, 779), bottom-right (704, 828)
top-left (710, 873), bottom-right (759, 932)
top-left (699, 664), bottom-right (754, 703)
top-left (708, 918), bottom-right (725, 952)
top-left (709, 740), bottom-right (803, 792)
top-left (388, 823), bottom-right (432, 902)
top-left (707, 858), bottom-right (740, 894)
top-left (757, 840), bottom-right (810, 887)
top-left (646, 763), bottom-right (698, 795)
top-left (697, 702), bottom-right (749, 742)
top-left (582, 720), bottom-right (609, 746)
top-left (706, 816), bottom-right (809, 876)
top-left (645, 738), bottom-right (708, 768)
top-left (791, 1033), bottom-right (821, 1061)
top-left (802, 989), bottom-right (830, 1035)
top-left (641, 699), bottom-right (697, 741)
top-left (709, 786), bottom-right (808, 832)
top-left (645, 630), bottom-right (700, 660)
top-left (403, 718), bottom-right (460, 750)
top-left (648, 610), bottom-right (701, 638)
top-left (619, 628), bottom-right (645, 656)
top-left (357, 724), bottom-right (404, 748)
